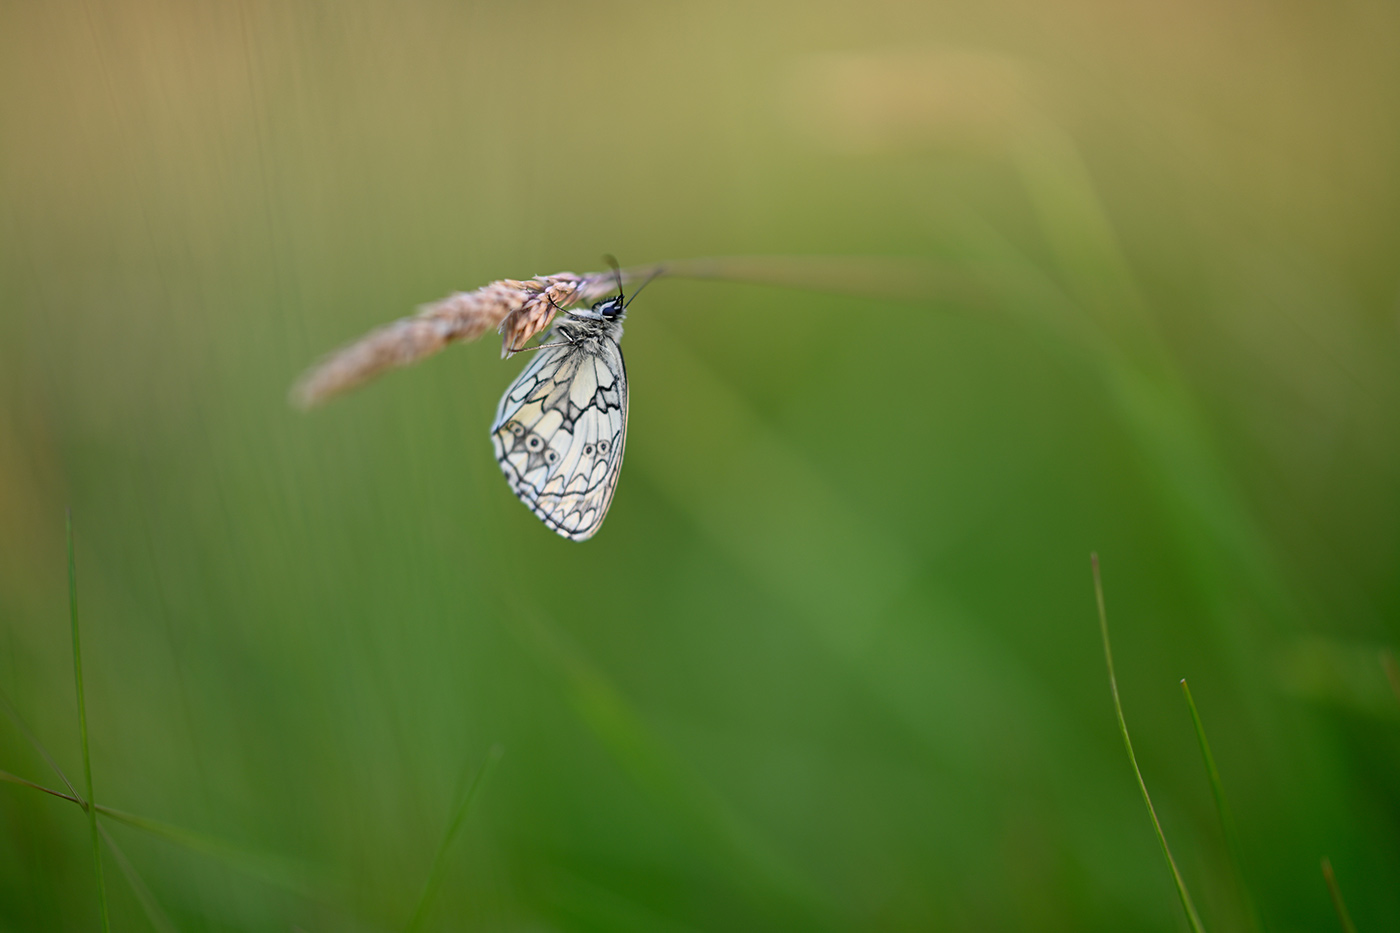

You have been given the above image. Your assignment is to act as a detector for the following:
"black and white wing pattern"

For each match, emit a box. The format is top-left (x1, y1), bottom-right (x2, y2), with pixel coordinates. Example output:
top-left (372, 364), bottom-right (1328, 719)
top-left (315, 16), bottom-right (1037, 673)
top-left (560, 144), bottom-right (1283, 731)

top-left (490, 334), bottom-right (628, 541)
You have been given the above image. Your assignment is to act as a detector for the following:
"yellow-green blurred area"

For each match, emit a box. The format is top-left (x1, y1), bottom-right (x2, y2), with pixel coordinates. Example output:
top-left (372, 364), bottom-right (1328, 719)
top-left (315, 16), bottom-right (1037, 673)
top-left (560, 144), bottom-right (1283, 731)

top-left (2, 0), bottom-right (1399, 929)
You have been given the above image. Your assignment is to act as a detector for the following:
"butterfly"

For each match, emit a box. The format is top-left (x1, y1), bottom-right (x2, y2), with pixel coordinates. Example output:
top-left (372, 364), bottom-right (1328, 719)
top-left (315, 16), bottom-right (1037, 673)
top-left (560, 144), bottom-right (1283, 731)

top-left (490, 263), bottom-right (645, 541)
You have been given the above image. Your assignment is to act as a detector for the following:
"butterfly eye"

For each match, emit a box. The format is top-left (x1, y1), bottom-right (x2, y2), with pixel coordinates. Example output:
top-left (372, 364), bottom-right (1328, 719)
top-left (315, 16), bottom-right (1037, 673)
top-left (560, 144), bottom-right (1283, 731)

top-left (508, 421), bottom-right (524, 437)
top-left (597, 440), bottom-right (609, 455)
top-left (544, 449), bottom-right (559, 465)
top-left (583, 444), bottom-right (594, 457)
top-left (526, 435), bottom-right (543, 451)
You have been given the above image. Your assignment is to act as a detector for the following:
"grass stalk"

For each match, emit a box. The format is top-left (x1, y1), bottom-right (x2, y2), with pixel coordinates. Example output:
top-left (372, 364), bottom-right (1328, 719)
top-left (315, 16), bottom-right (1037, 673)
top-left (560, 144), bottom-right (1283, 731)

top-left (69, 510), bottom-right (110, 932)
top-left (0, 519), bottom-right (340, 915)
top-left (1181, 679), bottom-right (1262, 932)
top-left (1, 765), bottom-right (332, 900)
top-left (405, 745), bottom-right (504, 933)
top-left (0, 767), bottom-right (83, 802)
top-left (93, 801), bottom-right (336, 899)
top-left (0, 688), bottom-right (83, 801)
top-left (1092, 553), bottom-right (1205, 933)
top-left (1320, 858), bottom-right (1358, 933)
top-left (99, 822), bottom-right (179, 933)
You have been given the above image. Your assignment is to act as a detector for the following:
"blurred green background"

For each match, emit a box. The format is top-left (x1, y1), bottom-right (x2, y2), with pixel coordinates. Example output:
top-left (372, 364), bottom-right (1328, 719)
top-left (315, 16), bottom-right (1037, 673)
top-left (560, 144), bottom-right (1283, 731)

top-left (2, 0), bottom-right (1398, 930)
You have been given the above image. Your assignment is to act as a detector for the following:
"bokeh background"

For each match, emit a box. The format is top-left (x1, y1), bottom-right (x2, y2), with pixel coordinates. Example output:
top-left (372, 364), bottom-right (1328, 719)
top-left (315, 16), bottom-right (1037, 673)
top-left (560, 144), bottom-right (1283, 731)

top-left (2, 1), bottom-right (1399, 930)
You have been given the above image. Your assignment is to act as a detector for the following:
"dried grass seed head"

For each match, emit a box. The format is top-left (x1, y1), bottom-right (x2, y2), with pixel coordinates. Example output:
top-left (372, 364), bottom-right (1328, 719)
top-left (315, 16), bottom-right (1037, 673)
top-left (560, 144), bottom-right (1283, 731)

top-left (291, 263), bottom-right (666, 409)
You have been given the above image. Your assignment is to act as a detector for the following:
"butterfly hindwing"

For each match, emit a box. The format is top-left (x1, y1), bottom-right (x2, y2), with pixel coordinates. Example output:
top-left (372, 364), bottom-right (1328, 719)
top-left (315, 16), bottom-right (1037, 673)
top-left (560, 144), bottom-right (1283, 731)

top-left (491, 333), bottom-right (627, 541)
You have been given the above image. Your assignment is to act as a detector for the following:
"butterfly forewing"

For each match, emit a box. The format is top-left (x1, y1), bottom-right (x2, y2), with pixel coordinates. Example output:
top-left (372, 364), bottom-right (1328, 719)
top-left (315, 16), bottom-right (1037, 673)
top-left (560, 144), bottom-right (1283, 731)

top-left (491, 332), bottom-right (627, 540)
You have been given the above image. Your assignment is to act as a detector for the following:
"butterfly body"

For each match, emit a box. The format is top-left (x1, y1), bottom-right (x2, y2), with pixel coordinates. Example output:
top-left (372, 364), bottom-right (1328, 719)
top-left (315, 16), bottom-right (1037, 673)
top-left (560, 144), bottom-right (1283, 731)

top-left (490, 297), bottom-right (628, 541)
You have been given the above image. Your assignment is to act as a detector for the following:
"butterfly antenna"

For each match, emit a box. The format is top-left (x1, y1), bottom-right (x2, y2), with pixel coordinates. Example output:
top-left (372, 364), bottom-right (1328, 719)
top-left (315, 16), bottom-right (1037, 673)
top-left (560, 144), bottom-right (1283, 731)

top-left (603, 254), bottom-right (624, 301)
top-left (624, 265), bottom-right (665, 309)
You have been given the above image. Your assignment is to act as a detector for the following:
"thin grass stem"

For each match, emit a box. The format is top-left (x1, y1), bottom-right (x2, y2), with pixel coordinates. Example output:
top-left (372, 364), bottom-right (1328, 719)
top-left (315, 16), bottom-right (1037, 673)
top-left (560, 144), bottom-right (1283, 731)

top-left (0, 688), bottom-right (83, 801)
top-left (1320, 858), bottom-right (1358, 933)
top-left (8, 758), bottom-right (185, 930)
top-left (1181, 679), bottom-right (1262, 933)
top-left (1092, 553), bottom-right (1206, 933)
top-left (99, 822), bottom-right (179, 933)
top-left (0, 767), bottom-right (83, 804)
top-left (405, 745), bottom-right (504, 933)
top-left (93, 803), bottom-right (333, 898)
top-left (1, 764), bottom-right (336, 904)
top-left (69, 510), bottom-right (110, 932)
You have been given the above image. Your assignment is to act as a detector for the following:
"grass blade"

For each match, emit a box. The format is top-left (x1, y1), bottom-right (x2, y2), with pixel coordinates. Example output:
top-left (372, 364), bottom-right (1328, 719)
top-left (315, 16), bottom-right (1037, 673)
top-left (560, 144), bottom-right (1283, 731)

top-left (69, 510), bottom-right (111, 932)
top-left (0, 687), bottom-right (83, 802)
top-left (405, 745), bottom-right (503, 933)
top-left (4, 680), bottom-right (332, 897)
top-left (94, 803), bottom-right (337, 900)
top-left (0, 766), bottom-right (335, 900)
top-left (99, 822), bottom-right (180, 933)
top-left (0, 767), bottom-right (85, 803)
top-left (1320, 858), bottom-right (1358, 933)
top-left (1092, 553), bottom-right (1206, 933)
top-left (1181, 679), bottom-right (1262, 933)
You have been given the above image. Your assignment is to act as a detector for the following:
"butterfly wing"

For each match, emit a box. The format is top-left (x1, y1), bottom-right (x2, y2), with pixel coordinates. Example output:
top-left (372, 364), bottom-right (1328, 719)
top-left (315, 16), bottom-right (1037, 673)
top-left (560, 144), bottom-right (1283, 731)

top-left (490, 336), bottom-right (628, 541)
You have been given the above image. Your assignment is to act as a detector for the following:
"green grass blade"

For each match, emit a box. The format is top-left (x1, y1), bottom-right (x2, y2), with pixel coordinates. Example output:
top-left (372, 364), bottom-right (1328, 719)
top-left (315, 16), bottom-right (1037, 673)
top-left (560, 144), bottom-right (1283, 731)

top-left (0, 766), bottom-right (335, 902)
top-left (1320, 858), bottom-right (1358, 933)
top-left (1181, 679), bottom-right (1262, 933)
top-left (99, 822), bottom-right (180, 933)
top-left (1, 762), bottom-right (334, 902)
top-left (0, 687), bottom-right (83, 802)
top-left (404, 745), bottom-right (503, 933)
top-left (0, 767), bottom-right (85, 803)
top-left (1092, 554), bottom-right (1206, 933)
top-left (69, 510), bottom-right (111, 932)
top-left (93, 803), bottom-right (337, 900)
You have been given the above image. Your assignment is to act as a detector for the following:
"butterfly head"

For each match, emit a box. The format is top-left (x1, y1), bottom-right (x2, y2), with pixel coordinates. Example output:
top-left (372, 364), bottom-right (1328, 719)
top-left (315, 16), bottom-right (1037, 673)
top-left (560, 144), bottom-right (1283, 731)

top-left (592, 295), bottom-right (627, 320)
top-left (568, 256), bottom-right (659, 322)
top-left (571, 255), bottom-right (629, 321)
top-left (596, 254), bottom-right (628, 320)
top-left (565, 294), bottom-right (626, 323)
